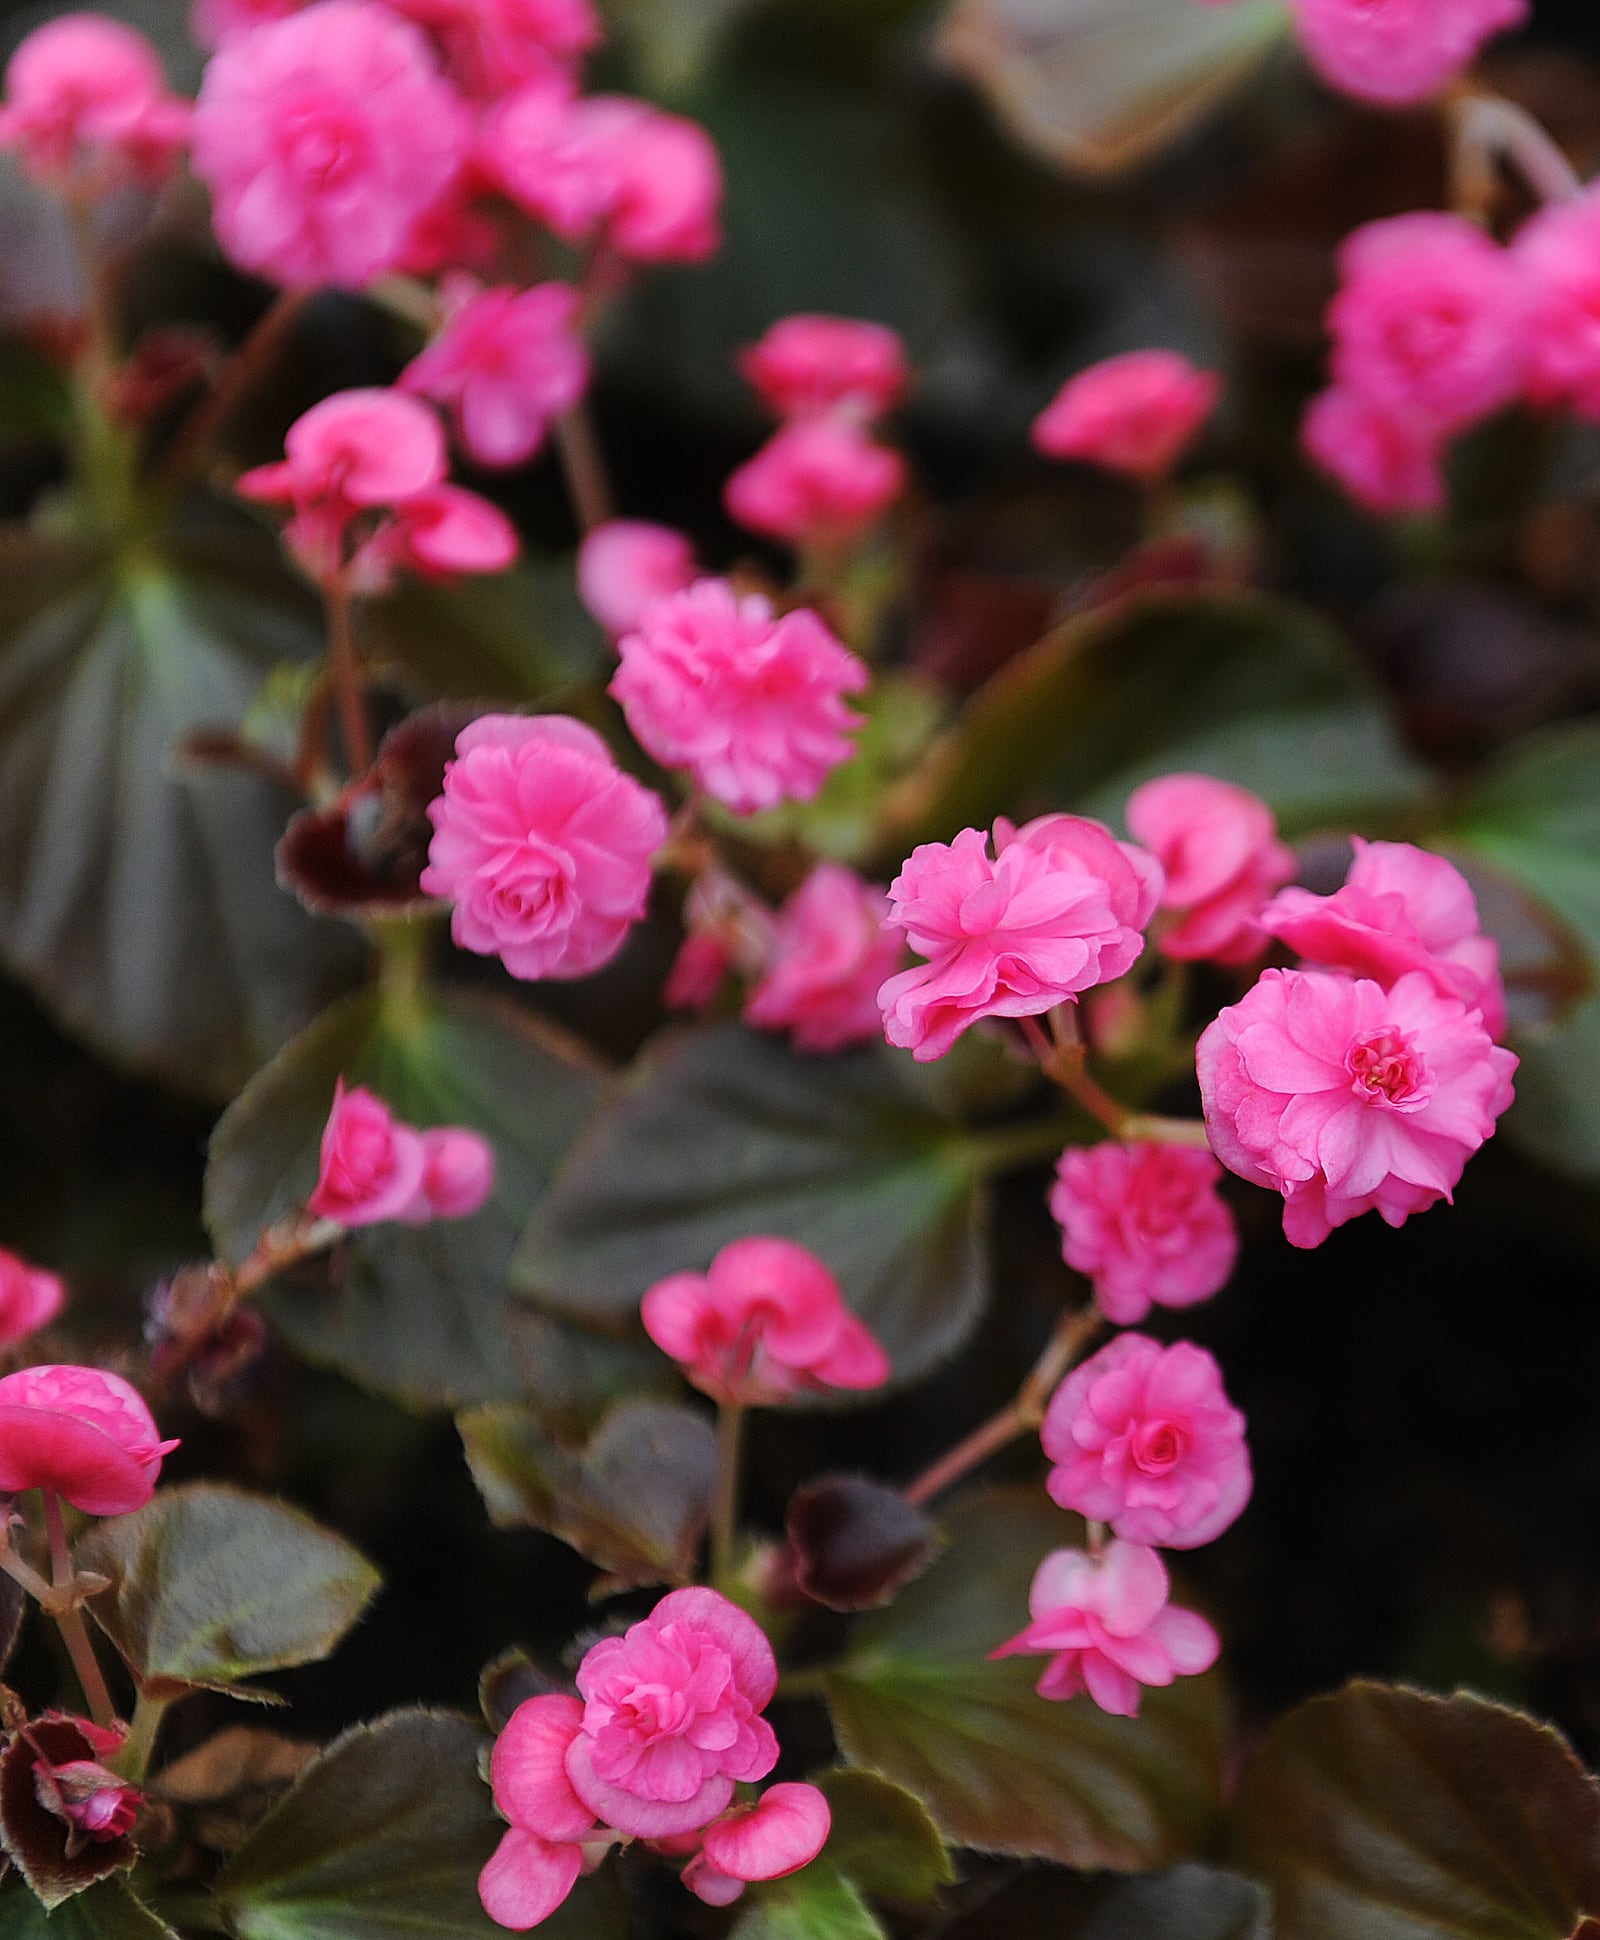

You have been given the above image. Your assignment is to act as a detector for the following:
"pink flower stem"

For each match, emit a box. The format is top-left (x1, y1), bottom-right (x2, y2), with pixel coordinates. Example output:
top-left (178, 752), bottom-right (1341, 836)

top-left (42, 1491), bottom-right (118, 1731)
top-left (1454, 95), bottom-right (1582, 212)
top-left (1018, 1011), bottom-right (1212, 1151)
top-left (554, 403), bottom-right (614, 535)
top-left (156, 284), bottom-right (311, 495)
top-left (711, 1400), bottom-right (746, 1587)
top-left (323, 575), bottom-right (374, 776)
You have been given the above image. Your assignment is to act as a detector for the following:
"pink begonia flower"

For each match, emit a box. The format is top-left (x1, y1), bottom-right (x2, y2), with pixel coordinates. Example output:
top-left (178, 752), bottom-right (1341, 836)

top-left (1125, 774), bottom-right (1295, 965)
top-left (192, 0), bottom-right (300, 49)
top-left (1514, 188), bottom-right (1600, 421)
top-left (395, 181), bottom-right (501, 280)
top-left (610, 580), bottom-right (868, 815)
top-left (0, 1248), bottom-right (65, 1346)
top-left (480, 1693), bottom-right (594, 1928)
top-left (1289, 0), bottom-right (1528, 107)
top-left (1042, 1333), bottom-right (1251, 1550)
top-left (378, 482), bottom-right (520, 582)
top-left (421, 714), bottom-right (668, 981)
top-left (410, 1127), bottom-right (495, 1221)
top-left (1327, 213), bottom-right (1525, 437)
top-left (1049, 1141), bottom-right (1238, 1325)
top-left (0, 15), bottom-right (190, 192)
top-left (36, 1753), bottom-right (143, 1844)
top-left (401, 277), bottom-right (589, 470)
top-left (739, 316), bottom-right (909, 423)
top-left (993, 1540), bottom-right (1219, 1717)
top-left (878, 815), bottom-right (1162, 1063)
top-left (577, 520), bottom-right (697, 637)
top-left (745, 864), bottom-right (904, 1054)
top-left (1032, 351), bottom-right (1221, 486)
top-left (642, 1236), bottom-right (890, 1406)
top-left (308, 1078), bottom-right (428, 1227)
top-left (724, 418), bottom-right (906, 548)
top-left (1262, 838), bottom-right (1507, 1040)
top-left (1197, 967), bottom-right (1517, 1249)
top-left (385, 0), bottom-right (601, 99)
top-left (683, 1783), bottom-right (832, 1907)
top-left (1301, 385), bottom-right (1447, 517)
top-left (0, 1365), bottom-right (179, 1515)
top-left (191, 0), bottom-right (471, 290)
top-left (663, 869), bottom-right (769, 1015)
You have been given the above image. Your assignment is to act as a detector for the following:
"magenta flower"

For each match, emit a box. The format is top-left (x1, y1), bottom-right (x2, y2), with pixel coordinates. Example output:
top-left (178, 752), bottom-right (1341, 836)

top-left (739, 315), bottom-right (909, 422)
top-left (745, 864), bottom-right (904, 1055)
top-left (480, 1694), bottom-right (594, 1930)
top-left (1197, 967), bottom-right (1517, 1249)
top-left (193, 0), bottom-right (301, 51)
top-left (878, 815), bottom-right (1161, 1063)
top-left (1032, 351), bottom-right (1221, 486)
top-left (308, 1079), bottom-right (428, 1228)
top-left (0, 1248), bottom-right (65, 1347)
top-left (993, 1540), bottom-right (1219, 1717)
top-left (1049, 1141), bottom-right (1238, 1325)
top-left (36, 1752), bottom-right (143, 1845)
top-left (1126, 773), bottom-right (1295, 965)
top-left (1042, 1334), bottom-right (1251, 1550)
top-left (724, 418), bottom-right (906, 548)
top-left (0, 15), bottom-right (190, 192)
top-left (642, 1236), bottom-right (890, 1407)
top-left (577, 520), bottom-right (697, 636)
top-left (683, 1783), bottom-right (832, 1907)
top-left (1289, 0), bottom-right (1528, 107)
top-left (610, 580), bottom-right (867, 814)
top-left (1514, 187), bottom-right (1600, 422)
top-left (412, 1127), bottom-right (495, 1221)
top-left (385, 0), bottom-right (601, 99)
top-left (421, 714), bottom-right (668, 982)
top-left (1301, 384), bottom-right (1447, 516)
top-left (192, 0), bottom-right (470, 290)
top-left (0, 1366), bottom-right (179, 1516)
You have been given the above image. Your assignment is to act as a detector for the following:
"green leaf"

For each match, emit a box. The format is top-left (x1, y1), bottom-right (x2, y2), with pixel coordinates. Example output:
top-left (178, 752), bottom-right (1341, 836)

top-left (812, 1768), bottom-right (952, 1903)
top-left (1229, 1681), bottom-right (1600, 1940)
top-left (204, 984), bottom-right (609, 1412)
top-left (515, 1023), bottom-right (992, 1390)
top-left (933, 1864), bottom-right (1269, 1939)
top-left (458, 1397), bottom-right (716, 1592)
top-left (78, 1484), bottom-right (379, 1700)
top-left (0, 532), bottom-right (361, 1094)
top-left (0, 1876), bottom-right (178, 1940)
top-left (824, 1492), bottom-right (1225, 1869)
top-left (731, 1868), bottom-right (885, 1940)
top-left (603, 0), bottom-right (766, 95)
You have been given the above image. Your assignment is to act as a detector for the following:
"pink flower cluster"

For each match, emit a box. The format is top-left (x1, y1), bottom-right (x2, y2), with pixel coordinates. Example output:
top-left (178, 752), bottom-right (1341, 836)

top-left (1285, 0), bottom-right (1528, 107)
top-left (0, 1248), bottom-right (65, 1350)
top-left (0, 14), bottom-right (190, 193)
top-left (642, 1237), bottom-right (890, 1407)
top-left (308, 1078), bottom-right (494, 1229)
top-left (0, 1365), bottom-right (179, 1516)
top-left (480, 1591), bottom-right (829, 1928)
top-left (1050, 1142), bottom-right (1238, 1325)
top-left (1033, 351), bottom-right (1221, 487)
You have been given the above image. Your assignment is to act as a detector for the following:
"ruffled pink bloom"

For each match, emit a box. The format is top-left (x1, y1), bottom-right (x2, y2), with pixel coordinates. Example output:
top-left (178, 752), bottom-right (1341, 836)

top-left (1301, 385), bottom-right (1447, 516)
top-left (401, 277), bottom-right (588, 469)
top-left (1049, 1141), bottom-right (1238, 1325)
top-left (642, 1236), bottom-right (890, 1406)
top-left (308, 1078), bottom-right (428, 1227)
top-left (1032, 351), bottom-right (1221, 486)
top-left (683, 1784), bottom-right (832, 1907)
top-left (192, 0), bottom-right (471, 290)
top-left (1327, 213), bottom-right (1525, 437)
top-left (1126, 774), bottom-right (1295, 965)
top-left (421, 714), bottom-right (667, 982)
top-left (1197, 967), bottom-right (1517, 1248)
top-left (385, 0), bottom-right (601, 98)
top-left (1289, 0), bottom-right (1528, 106)
top-left (193, 0), bottom-right (300, 48)
top-left (993, 1541), bottom-right (1219, 1717)
top-left (0, 1365), bottom-right (179, 1515)
top-left (724, 418), bottom-right (906, 547)
top-left (0, 1249), bottom-right (65, 1346)
top-left (1042, 1334), bottom-right (1251, 1549)
top-left (577, 520), bottom-right (697, 636)
top-left (411, 1127), bottom-right (495, 1220)
top-left (0, 15), bottom-right (190, 191)
top-left (745, 864), bottom-right (903, 1054)
top-left (1514, 187), bottom-right (1600, 422)
top-left (879, 815), bottom-right (1161, 1063)
top-left (739, 316), bottom-right (908, 422)
top-left (1262, 838), bottom-right (1507, 1039)
top-left (610, 581), bottom-right (867, 815)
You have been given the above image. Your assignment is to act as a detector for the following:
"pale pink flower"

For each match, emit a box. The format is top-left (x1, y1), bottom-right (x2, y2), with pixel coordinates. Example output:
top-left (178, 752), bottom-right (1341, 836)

top-left (385, 0), bottom-right (601, 98)
top-left (191, 0), bottom-right (471, 290)
top-left (739, 315), bottom-right (909, 422)
top-left (308, 1078), bottom-right (428, 1227)
top-left (1042, 1333), bottom-right (1251, 1549)
top-left (610, 581), bottom-right (867, 814)
top-left (0, 1365), bottom-right (179, 1516)
top-left (1262, 838), bottom-right (1507, 1039)
top-left (0, 15), bottom-right (190, 191)
top-left (878, 815), bottom-right (1162, 1063)
top-left (745, 864), bottom-right (903, 1054)
top-left (577, 520), bottom-right (697, 636)
top-left (1197, 967), bottom-right (1517, 1248)
top-left (401, 277), bottom-right (588, 469)
top-left (1514, 188), bottom-right (1600, 421)
top-left (642, 1236), bottom-right (890, 1406)
top-left (410, 1127), bottom-right (495, 1220)
top-left (1049, 1141), bottom-right (1238, 1325)
top-left (1301, 385), bottom-right (1447, 516)
top-left (1327, 213), bottom-right (1525, 436)
top-left (421, 714), bottom-right (667, 981)
top-left (193, 0), bottom-right (301, 49)
top-left (1126, 773), bottom-right (1295, 965)
top-left (480, 1694), bottom-right (593, 1931)
top-left (683, 1784), bottom-right (832, 1907)
top-left (1032, 351), bottom-right (1221, 486)
top-left (993, 1541), bottom-right (1219, 1717)
top-left (724, 418), bottom-right (906, 547)
top-left (1289, 0), bottom-right (1528, 106)
top-left (0, 1249), bottom-right (65, 1346)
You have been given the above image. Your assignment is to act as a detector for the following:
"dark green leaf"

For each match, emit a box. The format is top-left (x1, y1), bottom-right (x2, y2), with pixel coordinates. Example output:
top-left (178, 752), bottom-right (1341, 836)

top-left (812, 1768), bottom-right (952, 1903)
top-left (1229, 1681), bottom-right (1600, 1940)
top-left (458, 1397), bottom-right (716, 1591)
top-left (933, 1863), bottom-right (1269, 1940)
top-left (516, 1023), bottom-right (992, 1390)
top-left (78, 1484), bottom-right (380, 1700)
top-left (731, 1867), bottom-right (885, 1940)
top-left (0, 1876), bottom-right (178, 1940)
top-left (825, 1493), bottom-right (1225, 1869)
top-left (603, 0), bottom-right (765, 95)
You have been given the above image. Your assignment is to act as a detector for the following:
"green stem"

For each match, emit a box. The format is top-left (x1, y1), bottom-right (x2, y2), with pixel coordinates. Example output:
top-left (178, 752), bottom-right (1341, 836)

top-left (711, 1402), bottom-right (746, 1588)
top-left (120, 1691), bottom-right (170, 1782)
top-left (373, 916), bottom-right (432, 1038)
top-left (43, 1492), bottom-right (117, 1731)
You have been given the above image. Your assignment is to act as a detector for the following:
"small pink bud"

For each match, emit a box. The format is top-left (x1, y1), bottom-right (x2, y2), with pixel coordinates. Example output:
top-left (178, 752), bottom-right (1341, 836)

top-left (414, 1127), bottom-right (495, 1221)
top-left (1032, 351), bottom-right (1220, 486)
top-left (39, 1760), bottom-right (142, 1844)
top-left (699, 1782), bottom-right (831, 1883)
top-left (724, 418), bottom-right (905, 547)
top-left (577, 520), bottom-right (697, 637)
top-left (739, 315), bottom-right (908, 422)
top-left (0, 1248), bottom-right (65, 1346)
top-left (308, 1079), bottom-right (428, 1229)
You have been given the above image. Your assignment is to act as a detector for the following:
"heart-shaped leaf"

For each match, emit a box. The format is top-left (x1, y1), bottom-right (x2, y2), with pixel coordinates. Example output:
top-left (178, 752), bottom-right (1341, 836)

top-left (812, 1768), bottom-right (952, 1903)
top-left (0, 1876), bottom-right (178, 1939)
top-left (731, 1867), bottom-right (885, 1940)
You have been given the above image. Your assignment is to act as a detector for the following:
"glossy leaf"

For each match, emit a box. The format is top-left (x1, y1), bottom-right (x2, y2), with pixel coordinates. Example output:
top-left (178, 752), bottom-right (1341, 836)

top-left (79, 1484), bottom-right (380, 1700)
top-left (813, 1768), bottom-right (952, 1903)
top-left (516, 1023), bottom-right (992, 1390)
top-left (731, 1867), bottom-right (885, 1940)
top-left (933, 1863), bottom-right (1269, 1939)
top-left (0, 1876), bottom-right (178, 1940)
top-left (824, 1493), bottom-right (1225, 1869)
top-left (1230, 1681), bottom-right (1600, 1940)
